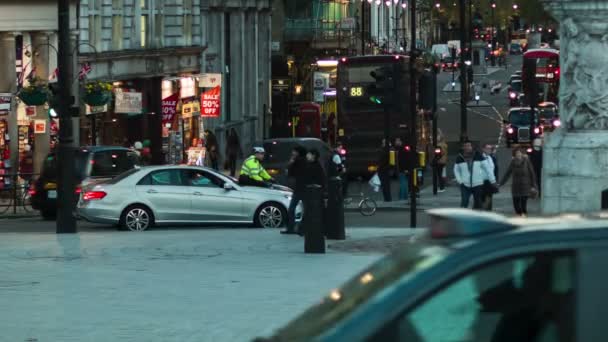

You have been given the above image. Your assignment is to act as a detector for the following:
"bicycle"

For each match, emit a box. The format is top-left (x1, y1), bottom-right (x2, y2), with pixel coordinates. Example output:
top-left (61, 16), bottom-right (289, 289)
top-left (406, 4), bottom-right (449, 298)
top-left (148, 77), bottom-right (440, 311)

top-left (344, 177), bottom-right (377, 216)
top-left (0, 177), bottom-right (35, 215)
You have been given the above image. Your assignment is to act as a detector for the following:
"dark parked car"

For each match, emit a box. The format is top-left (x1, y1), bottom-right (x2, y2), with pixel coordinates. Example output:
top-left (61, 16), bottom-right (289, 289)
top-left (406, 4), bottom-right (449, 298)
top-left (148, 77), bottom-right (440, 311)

top-left (31, 146), bottom-right (140, 219)
top-left (538, 102), bottom-right (561, 131)
top-left (258, 209), bottom-right (608, 341)
top-left (504, 107), bottom-right (542, 147)
top-left (258, 138), bottom-right (332, 187)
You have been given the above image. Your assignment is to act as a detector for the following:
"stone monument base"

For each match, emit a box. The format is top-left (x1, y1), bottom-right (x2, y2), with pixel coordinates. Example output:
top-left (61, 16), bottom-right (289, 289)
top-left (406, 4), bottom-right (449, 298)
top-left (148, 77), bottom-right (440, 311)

top-left (542, 130), bottom-right (608, 214)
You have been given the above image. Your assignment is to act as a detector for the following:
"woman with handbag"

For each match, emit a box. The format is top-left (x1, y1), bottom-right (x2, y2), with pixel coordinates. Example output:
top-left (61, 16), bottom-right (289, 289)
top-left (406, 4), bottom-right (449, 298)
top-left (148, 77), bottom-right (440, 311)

top-left (500, 148), bottom-right (538, 217)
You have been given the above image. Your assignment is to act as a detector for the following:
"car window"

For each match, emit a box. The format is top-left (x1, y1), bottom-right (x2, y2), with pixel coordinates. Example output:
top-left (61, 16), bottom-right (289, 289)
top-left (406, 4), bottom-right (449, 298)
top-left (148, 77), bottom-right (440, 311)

top-left (369, 252), bottom-right (575, 342)
top-left (90, 150), bottom-right (139, 178)
top-left (184, 169), bottom-right (224, 188)
top-left (263, 142), bottom-right (294, 163)
top-left (138, 169), bottom-right (183, 186)
top-left (509, 110), bottom-right (537, 126)
top-left (510, 81), bottom-right (522, 92)
top-left (106, 168), bottom-right (140, 185)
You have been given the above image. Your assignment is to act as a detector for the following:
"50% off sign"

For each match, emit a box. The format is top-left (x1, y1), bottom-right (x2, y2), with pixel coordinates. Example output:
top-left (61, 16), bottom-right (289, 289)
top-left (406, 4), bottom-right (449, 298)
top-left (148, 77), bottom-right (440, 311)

top-left (200, 86), bottom-right (221, 118)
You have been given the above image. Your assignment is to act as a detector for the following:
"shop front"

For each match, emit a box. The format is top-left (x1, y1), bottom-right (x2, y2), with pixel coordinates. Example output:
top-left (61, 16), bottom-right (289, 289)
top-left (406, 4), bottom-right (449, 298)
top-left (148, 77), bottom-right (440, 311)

top-left (79, 47), bottom-right (205, 165)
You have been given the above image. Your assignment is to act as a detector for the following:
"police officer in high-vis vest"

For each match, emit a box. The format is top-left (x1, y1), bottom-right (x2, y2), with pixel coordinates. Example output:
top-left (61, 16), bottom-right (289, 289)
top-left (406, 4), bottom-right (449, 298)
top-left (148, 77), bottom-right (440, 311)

top-left (239, 146), bottom-right (274, 187)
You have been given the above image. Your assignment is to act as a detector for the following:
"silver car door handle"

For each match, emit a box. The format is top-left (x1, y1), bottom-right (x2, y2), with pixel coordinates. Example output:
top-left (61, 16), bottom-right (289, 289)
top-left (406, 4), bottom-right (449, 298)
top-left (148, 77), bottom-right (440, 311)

top-left (193, 192), bottom-right (203, 196)
top-left (147, 189), bottom-right (158, 194)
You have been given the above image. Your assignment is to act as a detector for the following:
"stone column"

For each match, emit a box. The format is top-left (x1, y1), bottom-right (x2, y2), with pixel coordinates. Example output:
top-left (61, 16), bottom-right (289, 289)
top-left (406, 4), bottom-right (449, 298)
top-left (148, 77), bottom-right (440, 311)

top-left (31, 31), bottom-right (54, 175)
top-left (541, 0), bottom-right (608, 213)
top-left (0, 32), bottom-right (18, 178)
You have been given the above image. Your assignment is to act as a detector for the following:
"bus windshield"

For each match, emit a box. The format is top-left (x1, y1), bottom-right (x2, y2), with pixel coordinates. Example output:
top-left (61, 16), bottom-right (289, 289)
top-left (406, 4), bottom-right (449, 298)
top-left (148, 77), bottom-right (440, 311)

top-left (340, 62), bottom-right (397, 112)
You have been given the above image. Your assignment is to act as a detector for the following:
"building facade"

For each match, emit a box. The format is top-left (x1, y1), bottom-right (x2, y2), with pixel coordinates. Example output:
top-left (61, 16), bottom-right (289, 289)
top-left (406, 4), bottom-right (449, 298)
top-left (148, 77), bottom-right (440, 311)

top-left (79, 0), bottom-right (272, 164)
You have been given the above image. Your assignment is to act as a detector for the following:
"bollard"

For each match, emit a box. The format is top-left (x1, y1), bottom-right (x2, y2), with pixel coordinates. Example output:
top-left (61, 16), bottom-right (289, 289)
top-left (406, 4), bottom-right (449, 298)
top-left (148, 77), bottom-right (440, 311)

top-left (325, 177), bottom-right (345, 240)
top-left (302, 184), bottom-right (325, 253)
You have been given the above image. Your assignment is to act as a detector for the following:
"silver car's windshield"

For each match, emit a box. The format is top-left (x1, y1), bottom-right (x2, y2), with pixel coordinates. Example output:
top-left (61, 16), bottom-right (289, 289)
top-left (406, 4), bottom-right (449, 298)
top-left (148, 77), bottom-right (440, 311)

top-left (267, 240), bottom-right (450, 341)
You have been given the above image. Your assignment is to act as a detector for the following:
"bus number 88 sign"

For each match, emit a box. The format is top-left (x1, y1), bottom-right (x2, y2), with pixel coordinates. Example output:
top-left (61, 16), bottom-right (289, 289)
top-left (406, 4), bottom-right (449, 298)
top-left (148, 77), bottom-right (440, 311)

top-left (200, 86), bottom-right (221, 118)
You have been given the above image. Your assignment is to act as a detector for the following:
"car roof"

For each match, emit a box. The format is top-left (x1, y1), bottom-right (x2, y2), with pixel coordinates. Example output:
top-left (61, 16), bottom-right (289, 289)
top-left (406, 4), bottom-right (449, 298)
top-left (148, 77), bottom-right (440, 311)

top-left (508, 107), bottom-right (535, 112)
top-left (262, 138), bottom-right (325, 144)
top-left (538, 102), bottom-right (557, 107)
top-left (133, 165), bottom-right (219, 172)
top-left (78, 146), bottom-right (133, 153)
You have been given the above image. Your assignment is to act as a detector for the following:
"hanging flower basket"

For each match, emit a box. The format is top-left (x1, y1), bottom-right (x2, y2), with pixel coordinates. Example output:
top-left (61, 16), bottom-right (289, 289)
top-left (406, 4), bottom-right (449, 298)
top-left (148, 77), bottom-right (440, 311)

top-left (17, 77), bottom-right (48, 106)
top-left (83, 81), bottom-right (113, 106)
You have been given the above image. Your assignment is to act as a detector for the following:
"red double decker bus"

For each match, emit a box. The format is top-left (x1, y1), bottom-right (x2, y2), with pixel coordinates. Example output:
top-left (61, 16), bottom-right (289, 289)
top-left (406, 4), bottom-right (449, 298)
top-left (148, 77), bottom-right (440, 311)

top-left (522, 48), bottom-right (560, 104)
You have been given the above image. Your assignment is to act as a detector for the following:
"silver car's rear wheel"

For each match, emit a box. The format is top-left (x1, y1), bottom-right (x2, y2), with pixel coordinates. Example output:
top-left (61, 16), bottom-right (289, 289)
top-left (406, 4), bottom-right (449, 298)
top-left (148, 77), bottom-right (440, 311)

top-left (256, 203), bottom-right (285, 228)
top-left (121, 205), bottom-right (153, 231)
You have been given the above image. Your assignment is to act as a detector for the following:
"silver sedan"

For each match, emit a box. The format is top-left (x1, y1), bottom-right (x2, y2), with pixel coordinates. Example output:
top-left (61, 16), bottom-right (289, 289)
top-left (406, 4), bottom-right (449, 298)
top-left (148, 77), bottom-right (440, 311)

top-left (77, 166), bottom-right (302, 231)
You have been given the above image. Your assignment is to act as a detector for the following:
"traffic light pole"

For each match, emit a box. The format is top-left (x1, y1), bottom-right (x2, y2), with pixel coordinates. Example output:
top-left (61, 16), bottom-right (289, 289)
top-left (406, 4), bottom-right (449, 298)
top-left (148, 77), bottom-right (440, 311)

top-left (56, 0), bottom-right (77, 233)
top-left (459, 0), bottom-right (468, 141)
top-left (409, 0), bottom-right (417, 228)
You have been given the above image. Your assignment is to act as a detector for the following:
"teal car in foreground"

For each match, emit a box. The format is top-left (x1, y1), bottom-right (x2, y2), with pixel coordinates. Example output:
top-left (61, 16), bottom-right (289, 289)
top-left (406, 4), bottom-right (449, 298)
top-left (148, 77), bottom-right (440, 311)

top-left (256, 209), bottom-right (608, 342)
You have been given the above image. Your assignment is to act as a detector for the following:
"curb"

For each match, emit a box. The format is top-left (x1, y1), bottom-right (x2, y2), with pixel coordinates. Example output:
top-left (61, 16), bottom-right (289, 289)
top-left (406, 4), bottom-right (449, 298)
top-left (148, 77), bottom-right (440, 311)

top-left (0, 215), bottom-right (37, 220)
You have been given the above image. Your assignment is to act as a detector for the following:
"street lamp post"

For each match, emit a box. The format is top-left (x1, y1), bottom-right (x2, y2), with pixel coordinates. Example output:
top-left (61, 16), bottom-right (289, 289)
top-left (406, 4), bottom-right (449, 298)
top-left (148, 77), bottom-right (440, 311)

top-left (56, 0), bottom-right (77, 233)
top-left (459, 0), bottom-right (468, 141)
top-left (409, 0), bottom-right (417, 227)
top-left (491, 2), bottom-right (496, 66)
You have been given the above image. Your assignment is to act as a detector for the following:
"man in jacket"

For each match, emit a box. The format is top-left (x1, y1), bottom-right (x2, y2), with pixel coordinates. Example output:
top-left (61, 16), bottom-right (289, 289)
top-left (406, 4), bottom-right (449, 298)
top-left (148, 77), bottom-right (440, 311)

top-left (239, 147), bottom-right (274, 187)
top-left (529, 138), bottom-right (543, 195)
top-left (482, 143), bottom-right (499, 210)
top-left (454, 140), bottom-right (497, 209)
top-left (282, 146), bottom-right (307, 235)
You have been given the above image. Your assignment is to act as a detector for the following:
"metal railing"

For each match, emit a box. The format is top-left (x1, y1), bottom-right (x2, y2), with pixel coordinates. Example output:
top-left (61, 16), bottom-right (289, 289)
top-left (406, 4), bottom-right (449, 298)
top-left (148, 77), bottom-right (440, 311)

top-left (0, 173), bottom-right (38, 215)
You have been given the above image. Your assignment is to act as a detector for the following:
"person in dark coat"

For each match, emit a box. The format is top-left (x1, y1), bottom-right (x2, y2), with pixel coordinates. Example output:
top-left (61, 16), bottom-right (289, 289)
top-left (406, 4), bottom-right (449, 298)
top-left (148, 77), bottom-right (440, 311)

top-left (377, 138), bottom-right (392, 202)
top-left (282, 145), bottom-right (307, 235)
top-left (500, 148), bottom-right (538, 217)
top-left (528, 138), bottom-right (543, 195)
top-left (204, 130), bottom-right (219, 170)
top-left (304, 149), bottom-right (326, 188)
top-left (225, 128), bottom-right (242, 177)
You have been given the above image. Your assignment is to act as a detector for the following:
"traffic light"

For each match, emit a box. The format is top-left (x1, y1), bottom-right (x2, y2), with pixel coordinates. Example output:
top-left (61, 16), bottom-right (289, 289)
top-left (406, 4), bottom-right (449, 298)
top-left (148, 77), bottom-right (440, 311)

top-left (367, 66), bottom-right (395, 105)
top-left (419, 70), bottom-right (437, 112)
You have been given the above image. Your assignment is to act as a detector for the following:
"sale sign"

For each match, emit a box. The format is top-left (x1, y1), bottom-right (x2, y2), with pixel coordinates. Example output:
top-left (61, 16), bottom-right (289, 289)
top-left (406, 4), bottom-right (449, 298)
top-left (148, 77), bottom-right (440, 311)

top-left (200, 86), bottom-right (221, 118)
top-left (161, 93), bottom-right (179, 125)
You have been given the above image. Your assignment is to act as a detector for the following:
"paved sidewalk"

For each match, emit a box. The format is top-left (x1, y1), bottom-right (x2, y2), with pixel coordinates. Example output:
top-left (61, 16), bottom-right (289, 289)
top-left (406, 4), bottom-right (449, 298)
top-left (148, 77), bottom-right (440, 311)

top-left (0, 228), bottom-right (409, 342)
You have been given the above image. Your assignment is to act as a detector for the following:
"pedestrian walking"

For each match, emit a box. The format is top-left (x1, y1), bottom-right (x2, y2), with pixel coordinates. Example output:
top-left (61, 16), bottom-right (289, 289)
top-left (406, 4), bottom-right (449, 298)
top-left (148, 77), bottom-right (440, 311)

top-left (454, 140), bottom-right (497, 209)
top-left (204, 129), bottom-right (219, 170)
top-left (282, 146), bottom-right (307, 235)
top-left (500, 148), bottom-right (538, 217)
top-left (394, 137), bottom-right (413, 200)
top-left (435, 133), bottom-right (449, 192)
top-left (377, 138), bottom-right (392, 202)
top-left (225, 128), bottom-right (241, 177)
top-left (327, 142), bottom-right (347, 196)
top-left (481, 143), bottom-right (499, 210)
top-left (528, 138), bottom-right (543, 195)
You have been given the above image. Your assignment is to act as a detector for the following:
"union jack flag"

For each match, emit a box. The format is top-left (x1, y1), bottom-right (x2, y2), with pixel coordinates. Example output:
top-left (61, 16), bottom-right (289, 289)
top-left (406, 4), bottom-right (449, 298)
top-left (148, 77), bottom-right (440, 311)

top-left (79, 63), bottom-right (92, 80)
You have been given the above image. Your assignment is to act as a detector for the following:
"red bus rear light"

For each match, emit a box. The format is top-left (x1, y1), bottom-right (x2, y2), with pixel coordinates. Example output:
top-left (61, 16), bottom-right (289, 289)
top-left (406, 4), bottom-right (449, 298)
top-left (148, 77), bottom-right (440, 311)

top-left (83, 191), bottom-right (107, 201)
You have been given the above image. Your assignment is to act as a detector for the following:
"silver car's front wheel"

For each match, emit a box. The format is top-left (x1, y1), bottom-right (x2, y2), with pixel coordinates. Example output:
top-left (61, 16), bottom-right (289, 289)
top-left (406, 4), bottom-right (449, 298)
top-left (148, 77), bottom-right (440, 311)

top-left (256, 203), bottom-right (285, 228)
top-left (121, 206), bottom-right (153, 231)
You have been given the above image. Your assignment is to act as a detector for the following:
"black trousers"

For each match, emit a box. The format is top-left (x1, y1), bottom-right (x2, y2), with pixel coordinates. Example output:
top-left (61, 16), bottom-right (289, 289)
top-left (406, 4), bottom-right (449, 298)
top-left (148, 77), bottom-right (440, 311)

top-left (227, 156), bottom-right (237, 177)
top-left (436, 164), bottom-right (446, 190)
top-left (379, 171), bottom-right (392, 202)
top-left (513, 196), bottom-right (529, 215)
top-left (238, 175), bottom-right (267, 188)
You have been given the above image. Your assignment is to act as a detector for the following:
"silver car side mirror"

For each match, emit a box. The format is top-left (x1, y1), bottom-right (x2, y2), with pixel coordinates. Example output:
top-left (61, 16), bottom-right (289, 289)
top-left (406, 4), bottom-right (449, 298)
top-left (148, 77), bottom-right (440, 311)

top-left (224, 182), bottom-right (235, 190)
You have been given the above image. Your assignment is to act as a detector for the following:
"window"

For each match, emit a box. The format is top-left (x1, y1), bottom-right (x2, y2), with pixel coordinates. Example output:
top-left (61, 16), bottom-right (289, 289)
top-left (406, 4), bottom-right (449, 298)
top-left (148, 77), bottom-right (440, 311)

top-left (370, 252), bottom-right (576, 342)
top-left (90, 150), bottom-right (139, 178)
top-left (154, 3), bottom-right (164, 47)
top-left (184, 170), bottom-right (224, 188)
top-left (183, 0), bottom-right (193, 46)
top-left (88, 0), bottom-right (102, 50)
top-left (112, 0), bottom-right (123, 50)
top-left (138, 169), bottom-right (184, 186)
top-left (140, 0), bottom-right (148, 48)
